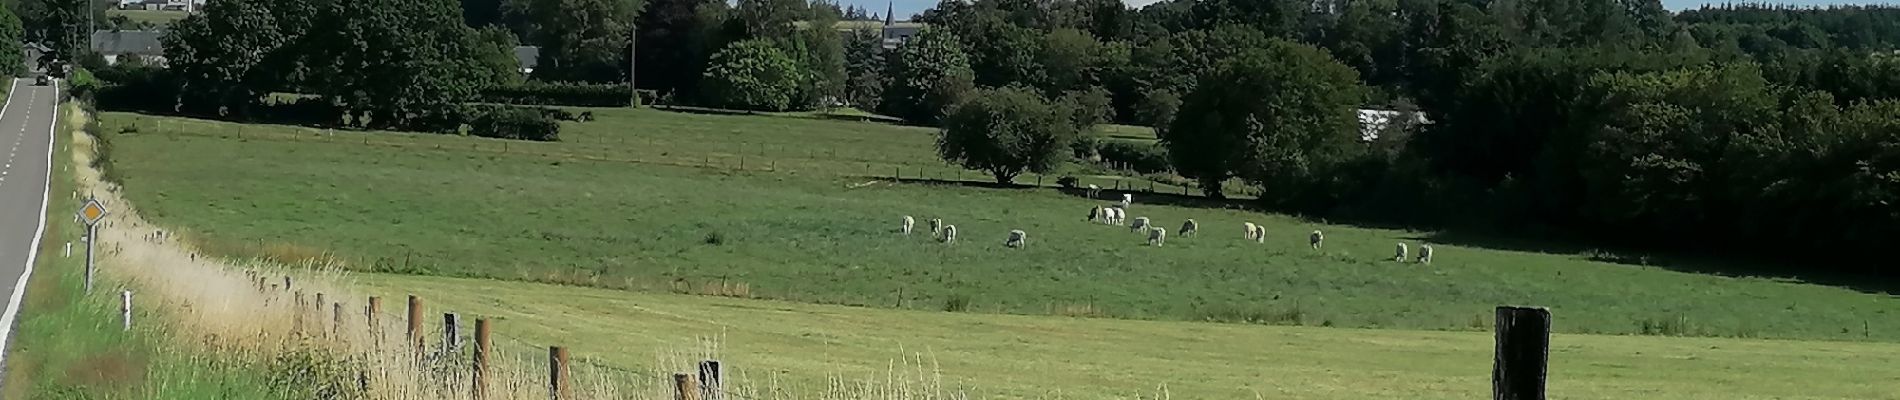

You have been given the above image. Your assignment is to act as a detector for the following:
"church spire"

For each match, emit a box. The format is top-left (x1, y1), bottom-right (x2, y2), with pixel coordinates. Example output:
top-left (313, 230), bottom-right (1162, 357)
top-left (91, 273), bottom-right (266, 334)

top-left (885, 1), bottom-right (895, 25)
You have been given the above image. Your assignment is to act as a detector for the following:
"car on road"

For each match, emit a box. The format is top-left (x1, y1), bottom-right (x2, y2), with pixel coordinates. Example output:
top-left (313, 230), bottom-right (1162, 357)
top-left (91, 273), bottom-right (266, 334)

top-left (34, 75), bottom-right (50, 86)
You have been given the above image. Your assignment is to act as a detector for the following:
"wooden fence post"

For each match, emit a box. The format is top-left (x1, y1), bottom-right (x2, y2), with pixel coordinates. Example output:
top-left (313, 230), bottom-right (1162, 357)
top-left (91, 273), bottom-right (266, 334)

top-left (442, 312), bottom-right (461, 353)
top-left (407, 295), bottom-right (424, 355)
top-left (1494, 306), bottom-right (1551, 400)
top-left (673, 373), bottom-right (701, 400)
top-left (332, 302), bottom-right (342, 336)
top-left (473, 319), bottom-right (491, 400)
top-left (698, 359), bottom-right (723, 400)
top-left (366, 296), bottom-right (382, 343)
top-left (283, 276), bottom-right (292, 291)
top-left (549, 347), bottom-right (571, 400)
top-left (314, 293), bottom-right (325, 315)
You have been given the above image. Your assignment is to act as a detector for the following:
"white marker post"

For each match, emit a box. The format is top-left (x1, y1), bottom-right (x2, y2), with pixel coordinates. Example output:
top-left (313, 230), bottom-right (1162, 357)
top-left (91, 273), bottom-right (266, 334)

top-left (62, 242), bottom-right (69, 257)
top-left (120, 290), bottom-right (132, 331)
top-left (78, 198), bottom-right (108, 294)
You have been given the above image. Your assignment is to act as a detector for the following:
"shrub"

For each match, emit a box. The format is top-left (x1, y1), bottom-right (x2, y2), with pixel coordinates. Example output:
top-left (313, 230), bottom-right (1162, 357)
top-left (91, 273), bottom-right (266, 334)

top-left (701, 40), bottom-right (807, 111)
top-left (1097, 140), bottom-right (1170, 174)
top-left (468, 106), bottom-right (562, 141)
top-left (479, 81), bottom-right (632, 107)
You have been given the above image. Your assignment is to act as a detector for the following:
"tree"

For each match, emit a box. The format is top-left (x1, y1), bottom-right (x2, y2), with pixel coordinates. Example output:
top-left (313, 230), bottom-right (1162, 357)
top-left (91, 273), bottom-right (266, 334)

top-left (1057, 85), bottom-right (1113, 130)
top-left (305, 0), bottom-right (496, 128)
top-left (789, 8), bottom-right (845, 108)
top-left (527, 0), bottom-right (638, 83)
top-left (881, 27), bottom-right (974, 124)
top-left (733, 0), bottom-right (801, 40)
top-left (700, 39), bottom-right (804, 111)
top-left (842, 28), bottom-right (885, 110)
top-left (1166, 40), bottom-right (1364, 200)
top-left (1135, 88), bottom-right (1179, 138)
top-left (1037, 28), bottom-right (1101, 94)
top-left (163, 0), bottom-right (288, 115)
top-left (635, 0), bottom-right (721, 98)
top-left (0, 5), bottom-right (24, 77)
top-left (938, 86), bottom-right (1077, 184)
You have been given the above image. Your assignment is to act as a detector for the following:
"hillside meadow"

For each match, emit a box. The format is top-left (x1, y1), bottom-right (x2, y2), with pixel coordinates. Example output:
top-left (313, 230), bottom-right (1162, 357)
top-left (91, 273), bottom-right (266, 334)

top-left (97, 109), bottom-right (1900, 341)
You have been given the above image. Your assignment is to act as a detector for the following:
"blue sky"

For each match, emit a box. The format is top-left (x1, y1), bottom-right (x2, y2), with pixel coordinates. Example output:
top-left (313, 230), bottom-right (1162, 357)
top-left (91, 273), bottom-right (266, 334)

top-left (842, 0), bottom-right (1899, 22)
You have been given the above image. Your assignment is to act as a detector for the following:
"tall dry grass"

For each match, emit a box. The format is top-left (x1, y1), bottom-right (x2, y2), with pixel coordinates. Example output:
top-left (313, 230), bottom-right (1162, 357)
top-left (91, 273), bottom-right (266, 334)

top-left (68, 102), bottom-right (970, 400)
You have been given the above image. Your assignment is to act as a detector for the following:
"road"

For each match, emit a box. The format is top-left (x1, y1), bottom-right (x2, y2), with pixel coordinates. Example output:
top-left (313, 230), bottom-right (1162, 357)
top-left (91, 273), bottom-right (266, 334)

top-left (0, 78), bottom-right (62, 363)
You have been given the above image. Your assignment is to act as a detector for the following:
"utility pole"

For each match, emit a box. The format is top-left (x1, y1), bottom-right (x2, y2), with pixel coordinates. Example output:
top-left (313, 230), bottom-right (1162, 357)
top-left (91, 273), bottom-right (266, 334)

top-left (628, 26), bottom-right (637, 108)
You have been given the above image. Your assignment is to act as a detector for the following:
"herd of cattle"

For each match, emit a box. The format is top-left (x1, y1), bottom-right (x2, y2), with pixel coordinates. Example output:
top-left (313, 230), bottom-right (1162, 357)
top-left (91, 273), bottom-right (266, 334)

top-left (895, 189), bottom-right (1437, 264)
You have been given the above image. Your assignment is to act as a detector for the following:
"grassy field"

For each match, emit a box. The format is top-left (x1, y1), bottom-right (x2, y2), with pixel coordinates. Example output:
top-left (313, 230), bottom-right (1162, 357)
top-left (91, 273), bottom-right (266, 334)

top-left (95, 109), bottom-right (1900, 342)
top-left (356, 273), bottom-right (1900, 400)
top-left (106, 9), bottom-right (190, 27)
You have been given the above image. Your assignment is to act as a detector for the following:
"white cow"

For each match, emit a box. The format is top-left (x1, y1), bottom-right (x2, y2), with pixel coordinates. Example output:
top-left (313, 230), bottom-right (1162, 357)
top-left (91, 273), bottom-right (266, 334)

top-left (1130, 217), bottom-right (1151, 233)
top-left (1243, 222), bottom-right (1258, 241)
top-left (1005, 230), bottom-right (1027, 248)
top-left (1417, 245), bottom-right (1434, 265)
top-left (1119, 193), bottom-right (1133, 208)
top-left (1179, 219), bottom-right (1198, 237)
top-left (941, 225), bottom-right (958, 244)
top-left (901, 216), bottom-right (915, 235)
top-left (1087, 184), bottom-right (1102, 198)
top-left (1394, 242), bottom-right (1409, 262)
top-left (1148, 227), bottom-right (1168, 246)
top-left (1106, 207), bottom-right (1125, 225)
top-left (1309, 230), bottom-right (1324, 250)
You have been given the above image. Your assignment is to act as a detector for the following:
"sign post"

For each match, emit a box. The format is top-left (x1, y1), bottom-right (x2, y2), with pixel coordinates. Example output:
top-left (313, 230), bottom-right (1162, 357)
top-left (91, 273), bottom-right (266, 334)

top-left (78, 198), bottom-right (108, 294)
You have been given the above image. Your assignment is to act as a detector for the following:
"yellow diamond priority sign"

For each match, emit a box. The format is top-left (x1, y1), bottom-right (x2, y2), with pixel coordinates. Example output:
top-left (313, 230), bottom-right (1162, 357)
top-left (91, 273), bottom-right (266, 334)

top-left (79, 199), bottom-right (109, 226)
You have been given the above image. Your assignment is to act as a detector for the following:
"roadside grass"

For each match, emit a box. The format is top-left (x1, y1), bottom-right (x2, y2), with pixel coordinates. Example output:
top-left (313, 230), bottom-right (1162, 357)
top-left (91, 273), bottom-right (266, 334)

top-left (96, 109), bottom-right (1900, 342)
top-left (359, 273), bottom-right (1900, 400)
top-left (3, 102), bottom-right (285, 399)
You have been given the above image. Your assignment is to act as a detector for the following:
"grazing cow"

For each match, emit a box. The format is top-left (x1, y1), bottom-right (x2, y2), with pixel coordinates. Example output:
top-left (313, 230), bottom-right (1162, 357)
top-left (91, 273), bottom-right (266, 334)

top-left (1119, 193), bottom-right (1133, 208)
top-left (1005, 230), bottom-right (1027, 248)
top-left (1106, 207), bottom-right (1125, 225)
top-left (1130, 217), bottom-right (1151, 233)
top-left (1087, 184), bottom-right (1102, 199)
top-left (930, 218), bottom-right (943, 234)
top-left (1148, 227), bottom-right (1168, 246)
top-left (1243, 222), bottom-right (1259, 241)
top-left (941, 225), bottom-right (958, 244)
top-left (1309, 230), bottom-right (1324, 250)
top-left (1087, 206), bottom-right (1103, 223)
top-left (1418, 245), bottom-right (1434, 265)
top-left (1394, 243), bottom-right (1409, 262)
top-left (901, 216), bottom-right (915, 235)
top-left (1179, 219), bottom-right (1198, 237)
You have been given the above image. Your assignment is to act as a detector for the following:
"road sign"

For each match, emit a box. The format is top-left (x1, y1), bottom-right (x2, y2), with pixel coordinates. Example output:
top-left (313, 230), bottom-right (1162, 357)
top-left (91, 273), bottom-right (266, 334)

top-left (79, 199), bottom-right (108, 226)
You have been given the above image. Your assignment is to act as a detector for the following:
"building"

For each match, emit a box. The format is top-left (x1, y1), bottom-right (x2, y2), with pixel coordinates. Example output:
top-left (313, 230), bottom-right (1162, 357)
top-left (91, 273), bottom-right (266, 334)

top-left (114, 0), bottom-right (203, 11)
top-left (91, 30), bottom-right (166, 66)
top-left (513, 46), bottom-right (540, 76)
top-left (800, 20), bottom-right (927, 50)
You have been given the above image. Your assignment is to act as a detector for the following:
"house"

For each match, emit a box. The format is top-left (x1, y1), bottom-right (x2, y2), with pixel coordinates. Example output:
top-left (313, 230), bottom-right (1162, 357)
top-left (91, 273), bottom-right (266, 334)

top-left (1357, 109), bottom-right (1430, 142)
top-left (513, 46), bottom-right (540, 76)
top-left (91, 30), bottom-right (166, 66)
top-left (795, 20), bottom-right (928, 50)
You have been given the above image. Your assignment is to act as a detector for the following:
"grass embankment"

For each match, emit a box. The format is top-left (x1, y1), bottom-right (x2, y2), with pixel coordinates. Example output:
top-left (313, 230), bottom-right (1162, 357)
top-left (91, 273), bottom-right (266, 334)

top-left (3, 102), bottom-right (286, 398)
top-left (105, 9), bottom-right (189, 27)
top-left (360, 273), bottom-right (1900, 399)
top-left (97, 109), bottom-right (1900, 341)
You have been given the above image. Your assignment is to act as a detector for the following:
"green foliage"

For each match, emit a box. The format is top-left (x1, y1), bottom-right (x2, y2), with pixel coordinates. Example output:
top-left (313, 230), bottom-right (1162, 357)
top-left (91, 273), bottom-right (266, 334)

top-left (304, 0), bottom-right (495, 128)
top-left (880, 27), bottom-right (974, 124)
top-left (701, 39), bottom-right (805, 111)
top-left (937, 86), bottom-right (1076, 183)
top-left (0, 5), bottom-right (23, 77)
top-left (1166, 39), bottom-right (1363, 200)
top-left (1096, 139), bottom-right (1169, 174)
top-left (524, 0), bottom-right (638, 83)
top-left (1037, 28), bottom-right (1101, 93)
top-left (1056, 85), bottom-right (1113, 130)
top-left (841, 29), bottom-right (886, 110)
top-left (635, 0), bottom-right (724, 100)
top-left (1134, 88), bottom-right (1179, 138)
top-left (162, 0), bottom-right (292, 116)
top-left (467, 105), bottom-right (563, 140)
top-left (480, 81), bottom-right (632, 107)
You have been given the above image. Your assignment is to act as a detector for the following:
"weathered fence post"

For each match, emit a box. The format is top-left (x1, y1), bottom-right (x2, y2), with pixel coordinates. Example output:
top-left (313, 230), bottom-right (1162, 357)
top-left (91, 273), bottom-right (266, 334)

top-left (283, 276), bottom-right (292, 291)
top-left (120, 291), bottom-right (132, 331)
top-left (1494, 306), bottom-right (1551, 400)
top-left (332, 302), bottom-right (343, 336)
top-left (367, 296), bottom-right (382, 343)
top-left (473, 319), bottom-right (492, 400)
top-left (407, 295), bottom-right (424, 355)
top-left (698, 359), bottom-right (723, 400)
top-left (673, 373), bottom-right (702, 400)
top-left (442, 312), bottom-right (460, 353)
top-left (549, 346), bottom-right (572, 400)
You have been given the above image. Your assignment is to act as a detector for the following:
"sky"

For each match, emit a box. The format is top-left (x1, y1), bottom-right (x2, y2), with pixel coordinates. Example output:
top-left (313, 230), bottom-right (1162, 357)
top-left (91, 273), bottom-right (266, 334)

top-left (840, 0), bottom-right (1900, 22)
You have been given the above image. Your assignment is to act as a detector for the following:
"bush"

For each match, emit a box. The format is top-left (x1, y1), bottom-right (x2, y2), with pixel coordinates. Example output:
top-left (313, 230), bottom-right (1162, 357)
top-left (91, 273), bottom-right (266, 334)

top-left (701, 40), bottom-right (807, 111)
top-left (479, 81), bottom-right (632, 107)
top-left (1097, 140), bottom-right (1170, 174)
top-left (468, 106), bottom-right (562, 141)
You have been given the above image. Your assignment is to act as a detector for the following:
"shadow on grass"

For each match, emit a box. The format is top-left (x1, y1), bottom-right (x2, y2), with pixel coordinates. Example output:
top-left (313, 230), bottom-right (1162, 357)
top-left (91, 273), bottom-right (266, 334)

top-left (1407, 229), bottom-right (1900, 296)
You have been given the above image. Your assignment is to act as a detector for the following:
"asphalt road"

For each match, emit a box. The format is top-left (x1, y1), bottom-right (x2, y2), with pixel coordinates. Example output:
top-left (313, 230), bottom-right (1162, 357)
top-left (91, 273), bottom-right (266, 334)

top-left (0, 78), bottom-right (62, 363)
